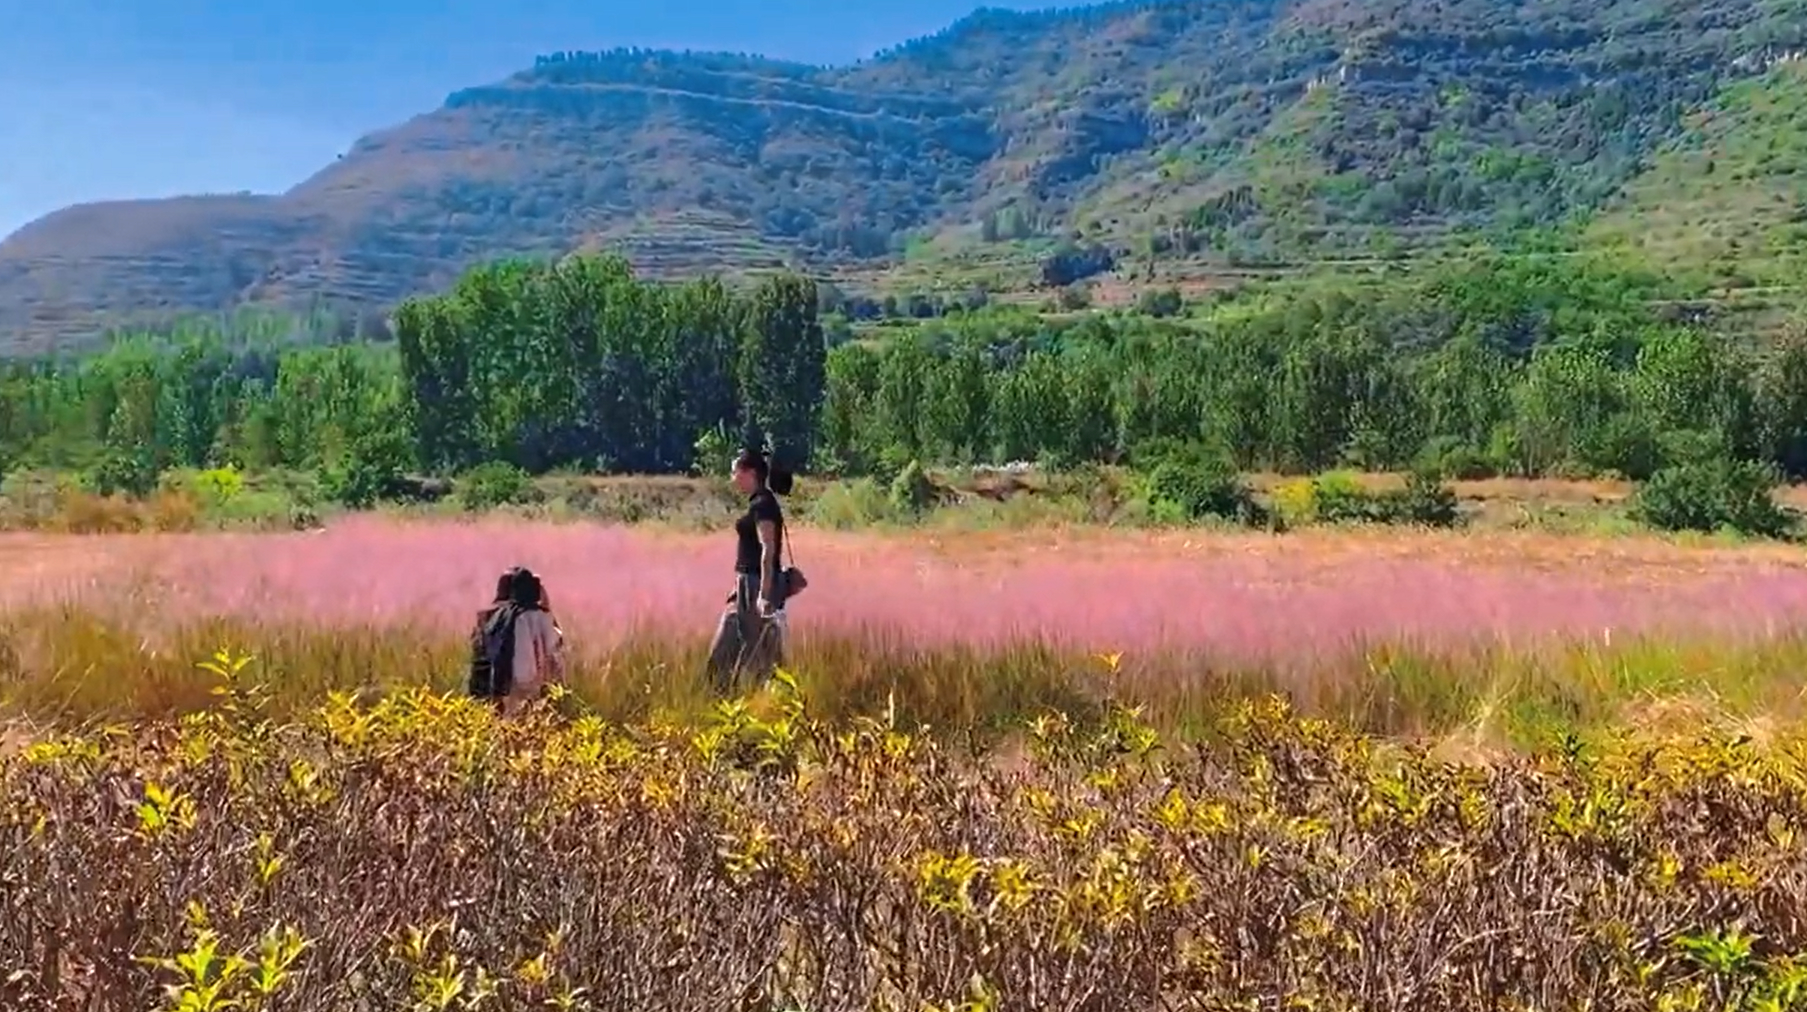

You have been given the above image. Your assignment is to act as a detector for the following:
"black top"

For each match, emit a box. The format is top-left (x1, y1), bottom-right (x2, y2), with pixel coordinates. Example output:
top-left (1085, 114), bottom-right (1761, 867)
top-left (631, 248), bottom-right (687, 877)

top-left (734, 488), bottom-right (784, 575)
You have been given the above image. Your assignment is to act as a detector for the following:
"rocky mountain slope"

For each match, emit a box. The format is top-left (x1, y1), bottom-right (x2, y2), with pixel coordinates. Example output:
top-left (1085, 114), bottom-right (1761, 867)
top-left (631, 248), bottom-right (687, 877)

top-left (1, 0), bottom-right (1803, 353)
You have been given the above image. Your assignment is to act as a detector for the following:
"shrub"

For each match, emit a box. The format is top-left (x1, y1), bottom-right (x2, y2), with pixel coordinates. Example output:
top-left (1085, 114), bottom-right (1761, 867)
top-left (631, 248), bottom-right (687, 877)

top-left (89, 447), bottom-right (160, 499)
top-left (154, 465), bottom-right (250, 514)
top-left (0, 469), bottom-right (74, 527)
top-left (14, 660), bottom-right (1807, 1009)
top-left (145, 488), bottom-right (201, 532)
top-left (456, 461), bottom-right (538, 511)
top-left (1378, 471), bottom-right (1461, 528)
top-left (1034, 444), bottom-right (1076, 473)
top-left (1311, 470), bottom-right (1376, 523)
top-left (192, 465), bottom-right (247, 505)
top-left (691, 425), bottom-right (736, 477)
top-left (1656, 427), bottom-right (1731, 470)
top-left (319, 427), bottom-right (413, 509)
top-left (888, 459), bottom-right (937, 515)
top-left (319, 457), bottom-right (396, 509)
top-left (1039, 240), bottom-right (1114, 286)
top-left (803, 477), bottom-right (899, 528)
top-left (288, 503), bottom-right (322, 531)
top-left (1057, 284), bottom-right (1093, 311)
top-left (1136, 286), bottom-right (1184, 317)
top-left (1269, 476), bottom-right (1318, 526)
top-left (1283, 471), bottom-right (1460, 529)
top-left (1584, 415), bottom-right (1663, 481)
top-left (1630, 459), bottom-right (1793, 538)
top-left (867, 446), bottom-right (916, 489)
top-left (1138, 444), bottom-right (1263, 525)
top-left (203, 470), bottom-right (320, 531)
top-left (51, 489), bottom-right (143, 533)
top-left (1413, 436), bottom-right (1498, 480)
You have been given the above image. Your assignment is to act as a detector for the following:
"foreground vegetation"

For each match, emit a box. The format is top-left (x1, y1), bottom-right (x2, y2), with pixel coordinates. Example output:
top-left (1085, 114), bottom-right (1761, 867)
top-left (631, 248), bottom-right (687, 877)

top-left (2, 512), bottom-right (1801, 1005)
top-left (8, 604), bottom-right (1807, 754)
top-left (9, 650), bottom-right (1807, 1010)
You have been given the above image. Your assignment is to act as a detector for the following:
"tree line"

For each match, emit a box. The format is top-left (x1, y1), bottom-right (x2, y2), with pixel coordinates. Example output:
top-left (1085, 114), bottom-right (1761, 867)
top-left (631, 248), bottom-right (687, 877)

top-left (821, 272), bottom-right (1807, 485)
top-left (0, 252), bottom-right (1803, 507)
top-left (0, 255), bottom-right (826, 501)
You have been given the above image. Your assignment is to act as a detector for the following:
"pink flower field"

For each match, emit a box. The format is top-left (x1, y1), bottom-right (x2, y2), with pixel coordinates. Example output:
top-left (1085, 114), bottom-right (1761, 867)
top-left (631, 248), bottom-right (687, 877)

top-left (5, 515), bottom-right (1807, 667)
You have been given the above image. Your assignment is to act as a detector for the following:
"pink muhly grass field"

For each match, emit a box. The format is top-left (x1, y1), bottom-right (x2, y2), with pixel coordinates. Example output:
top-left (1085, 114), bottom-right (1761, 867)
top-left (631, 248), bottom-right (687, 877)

top-left (10, 515), bottom-right (1807, 667)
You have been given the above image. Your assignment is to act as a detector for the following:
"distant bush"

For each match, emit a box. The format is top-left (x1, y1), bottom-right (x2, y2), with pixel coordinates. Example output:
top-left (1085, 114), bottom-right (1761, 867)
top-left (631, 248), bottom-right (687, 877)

top-left (191, 466), bottom-right (247, 506)
top-left (1275, 470), bottom-right (1460, 529)
top-left (457, 461), bottom-right (539, 511)
top-left (888, 459), bottom-right (936, 515)
top-left (691, 426), bottom-right (736, 477)
top-left (29, 485), bottom-right (200, 534)
top-left (319, 459), bottom-right (395, 510)
top-left (144, 489), bottom-right (202, 532)
top-left (88, 448), bottom-right (159, 499)
top-left (821, 312), bottom-right (856, 348)
top-left (1413, 436), bottom-right (1498, 480)
top-left (288, 503), bottom-right (322, 531)
top-left (0, 469), bottom-right (75, 527)
top-left (867, 447), bottom-right (917, 490)
top-left (804, 477), bottom-right (901, 528)
top-left (1057, 284), bottom-right (1093, 311)
top-left (51, 490), bottom-right (147, 534)
top-left (319, 430), bottom-right (411, 509)
top-left (1310, 471), bottom-right (1376, 524)
top-left (1269, 477), bottom-right (1318, 527)
top-left (1630, 459), bottom-right (1793, 538)
top-left (1135, 442), bottom-right (1263, 525)
top-left (1136, 286), bottom-right (1184, 318)
top-left (1039, 241), bottom-right (1114, 287)
top-left (1380, 471), bottom-right (1461, 528)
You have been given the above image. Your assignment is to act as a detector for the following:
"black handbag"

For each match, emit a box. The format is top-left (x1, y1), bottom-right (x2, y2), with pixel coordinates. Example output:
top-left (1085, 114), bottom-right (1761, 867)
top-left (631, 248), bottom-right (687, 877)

top-left (780, 515), bottom-right (807, 598)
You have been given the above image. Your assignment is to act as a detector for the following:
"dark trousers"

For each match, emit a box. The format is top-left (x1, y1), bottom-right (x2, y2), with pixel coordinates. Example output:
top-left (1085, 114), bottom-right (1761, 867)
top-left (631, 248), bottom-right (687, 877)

top-left (706, 572), bottom-right (784, 692)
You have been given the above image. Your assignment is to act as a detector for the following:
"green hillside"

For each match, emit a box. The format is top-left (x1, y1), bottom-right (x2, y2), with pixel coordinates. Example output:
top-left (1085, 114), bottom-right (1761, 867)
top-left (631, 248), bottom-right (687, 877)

top-left (1587, 58), bottom-right (1807, 328)
top-left (0, 0), bottom-right (1804, 353)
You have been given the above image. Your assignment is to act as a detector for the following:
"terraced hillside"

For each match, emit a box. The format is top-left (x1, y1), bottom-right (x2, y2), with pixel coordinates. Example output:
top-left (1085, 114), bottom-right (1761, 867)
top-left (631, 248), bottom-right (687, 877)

top-left (1587, 56), bottom-right (1807, 330)
top-left (0, 0), bottom-right (1803, 353)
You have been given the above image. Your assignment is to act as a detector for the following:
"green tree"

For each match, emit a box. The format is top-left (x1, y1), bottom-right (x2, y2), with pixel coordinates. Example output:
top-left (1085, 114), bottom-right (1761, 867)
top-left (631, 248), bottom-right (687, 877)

top-left (739, 273), bottom-right (827, 471)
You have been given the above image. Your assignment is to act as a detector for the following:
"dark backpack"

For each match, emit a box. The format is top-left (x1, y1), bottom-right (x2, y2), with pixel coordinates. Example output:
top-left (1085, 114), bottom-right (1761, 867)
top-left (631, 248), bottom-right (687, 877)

top-left (468, 602), bottom-right (524, 698)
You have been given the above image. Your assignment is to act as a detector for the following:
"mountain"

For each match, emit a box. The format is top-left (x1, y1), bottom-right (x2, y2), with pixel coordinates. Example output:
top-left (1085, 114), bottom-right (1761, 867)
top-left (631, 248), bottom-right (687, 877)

top-left (1, 0), bottom-right (1804, 354)
top-left (1586, 56), bottom-right (1807, 333)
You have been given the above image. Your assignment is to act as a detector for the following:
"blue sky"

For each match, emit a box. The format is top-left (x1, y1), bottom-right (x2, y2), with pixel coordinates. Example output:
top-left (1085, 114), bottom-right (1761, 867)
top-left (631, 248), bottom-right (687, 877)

top-left (0, 0), bottom-right (1048, 240)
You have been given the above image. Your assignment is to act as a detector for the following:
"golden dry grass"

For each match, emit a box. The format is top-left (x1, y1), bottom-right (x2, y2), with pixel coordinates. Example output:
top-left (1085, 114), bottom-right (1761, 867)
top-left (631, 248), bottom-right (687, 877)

top-left (11, 676), bottom-right (1807, 1009)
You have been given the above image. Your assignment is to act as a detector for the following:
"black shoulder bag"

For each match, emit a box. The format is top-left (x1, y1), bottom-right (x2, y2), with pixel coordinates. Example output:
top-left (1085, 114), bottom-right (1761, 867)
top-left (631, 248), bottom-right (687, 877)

top-left (779, 512), bottom-right (807, 601)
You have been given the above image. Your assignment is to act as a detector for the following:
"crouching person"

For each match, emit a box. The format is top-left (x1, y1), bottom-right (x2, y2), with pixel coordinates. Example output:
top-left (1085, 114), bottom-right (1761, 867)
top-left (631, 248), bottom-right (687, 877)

top-left (469, 566), bottom-right (565, 716)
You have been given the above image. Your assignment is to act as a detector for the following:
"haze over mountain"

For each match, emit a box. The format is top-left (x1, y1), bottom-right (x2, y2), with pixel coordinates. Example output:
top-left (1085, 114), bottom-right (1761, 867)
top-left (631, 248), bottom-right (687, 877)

top-left (1, 0), bottom-right (1803, 354)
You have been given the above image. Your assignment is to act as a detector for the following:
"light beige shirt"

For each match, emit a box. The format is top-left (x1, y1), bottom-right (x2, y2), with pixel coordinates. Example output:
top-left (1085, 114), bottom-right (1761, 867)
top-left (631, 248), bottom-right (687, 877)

top-left (507, 609), bottom-right (565, 699)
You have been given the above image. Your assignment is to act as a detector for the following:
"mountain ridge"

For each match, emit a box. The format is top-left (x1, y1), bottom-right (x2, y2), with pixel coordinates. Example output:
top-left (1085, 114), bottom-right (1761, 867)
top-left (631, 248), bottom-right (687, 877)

top-left (2, 0), bottom-right (1804, 354)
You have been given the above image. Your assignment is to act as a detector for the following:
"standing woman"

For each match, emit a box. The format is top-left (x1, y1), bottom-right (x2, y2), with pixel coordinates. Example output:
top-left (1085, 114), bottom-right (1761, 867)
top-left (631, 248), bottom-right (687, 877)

top-left (707, 448), bottom-right (793, 690)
